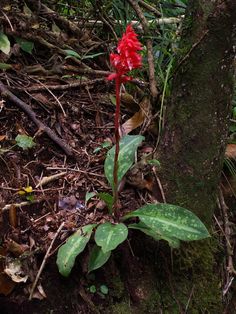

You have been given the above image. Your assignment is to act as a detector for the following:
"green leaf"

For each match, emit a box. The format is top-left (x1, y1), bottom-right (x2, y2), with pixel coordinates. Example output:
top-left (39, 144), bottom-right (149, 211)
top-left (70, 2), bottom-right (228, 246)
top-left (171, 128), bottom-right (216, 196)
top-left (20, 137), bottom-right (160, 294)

top-left (15, 37), bottom-right (34, 54)
top-left (82, 52), bottom-right (105, 60)
top-left (97, 193), bottom-right (114, 211)
top-left (233, 107), bottom-right (236, 119)
top-left (15, 134), bottom-right (36, 150)
top-left (57, 224), bottom-right (96, 277)
top-left (229, 123), bottom-right (236, 133)
top-left (123, 204), bottom-right (210, 241)
top-left (95, 222), bottom-right (128, 253)
top-left (88, 245), bottom-right (111, 273)
top-left (128, 222), bottom-right (180, 248)
top-left (100, 285), bottom-right (109, 295)
top-left (26, 194), bottom-right (34, 202)
top-left (0, 63), bottom-right (12, 70)
top-left (0, 32), bottom-right (10, 55)
top-left (89, 285), bottom-right (96, 293)
top-left (104, 135), bottom-right (144, 190)
top-left (109, 94), bottom-right (116, 106)
top-left (64, 49), bottom-right (81, 59)
top-left (85, 191), bottom-right (96, 206)
top-left (93, 141), bottom-right (112, 153)
top-left (147, 159), bottom-right (161, 167)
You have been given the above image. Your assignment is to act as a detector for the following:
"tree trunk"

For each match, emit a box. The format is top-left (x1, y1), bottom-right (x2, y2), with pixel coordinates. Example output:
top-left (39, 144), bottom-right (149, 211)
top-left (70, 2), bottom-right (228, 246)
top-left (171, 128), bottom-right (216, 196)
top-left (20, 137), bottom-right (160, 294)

top-left (157, 0), bottom-right (236, 224)
top-left (151, 1), bottom-right (236, 312)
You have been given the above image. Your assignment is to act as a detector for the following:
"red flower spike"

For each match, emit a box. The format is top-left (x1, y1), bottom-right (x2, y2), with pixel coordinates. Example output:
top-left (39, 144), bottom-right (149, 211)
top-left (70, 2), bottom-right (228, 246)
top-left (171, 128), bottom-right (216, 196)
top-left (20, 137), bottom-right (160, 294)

top-left (107, 25), bottom-right (142, 216)
top-left (107, 24), bottom-right (142, 80)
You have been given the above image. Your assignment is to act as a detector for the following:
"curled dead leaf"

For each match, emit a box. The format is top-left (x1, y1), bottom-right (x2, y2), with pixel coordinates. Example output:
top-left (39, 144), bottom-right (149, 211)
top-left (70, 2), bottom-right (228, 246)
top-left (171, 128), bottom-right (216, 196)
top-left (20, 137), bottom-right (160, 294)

top-left (4, 259), bottom-right (28, 283)
top-left (121, 96), bottom-right (151, 135)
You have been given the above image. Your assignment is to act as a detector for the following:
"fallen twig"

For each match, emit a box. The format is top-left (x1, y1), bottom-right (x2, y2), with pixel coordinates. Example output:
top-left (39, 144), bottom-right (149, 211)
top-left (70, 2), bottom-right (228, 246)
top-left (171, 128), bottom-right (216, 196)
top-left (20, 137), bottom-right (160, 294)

top-left (2, 199), bottom-right (45, 213)
top-left (36, 172), bottom-right (67, 188)
top-left (46, 166), bottom-right (105, 178)
top-left (12, 78), bottom-right (106, 92)
top-left (29, 222), bottom-right (65, 300)
top-left (30, 78), bottom-right (66, 117)
top-left (152, 167), bottom-right (166, 203)
top-left (0, 82), bottom-right (73, 156)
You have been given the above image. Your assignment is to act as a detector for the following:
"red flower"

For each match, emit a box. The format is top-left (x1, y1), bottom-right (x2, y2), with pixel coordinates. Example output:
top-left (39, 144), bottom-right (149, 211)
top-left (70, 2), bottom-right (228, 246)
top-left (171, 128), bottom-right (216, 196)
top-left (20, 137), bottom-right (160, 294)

top-left (107, 25), bottom-right (142, 81)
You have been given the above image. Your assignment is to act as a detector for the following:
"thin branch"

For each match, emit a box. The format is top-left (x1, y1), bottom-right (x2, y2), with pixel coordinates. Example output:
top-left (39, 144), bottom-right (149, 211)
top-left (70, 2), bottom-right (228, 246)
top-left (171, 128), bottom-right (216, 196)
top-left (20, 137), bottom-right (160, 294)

top-left (30, 77), bottom-right (66, 117)
top-left (29, 222), bottom-right (65, 300)
top-left (1, 10), bottom-right (14, 31)
top-left (12, 78), bottom-right (106, 92)
top-left (77, 17), bottom-right (183, 29)
top-left (138, 0), bottom-right (161, 17)
top-left (2, 198), bottom-right (46, 213)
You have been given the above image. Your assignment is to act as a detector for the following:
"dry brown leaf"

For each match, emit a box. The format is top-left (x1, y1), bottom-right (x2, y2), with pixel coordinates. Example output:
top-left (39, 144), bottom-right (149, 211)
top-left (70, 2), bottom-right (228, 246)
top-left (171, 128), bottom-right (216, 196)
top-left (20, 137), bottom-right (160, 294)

top-left (121, 110), bottom-right (145, 135)
top-left (225, 144), bottom-right (236, 159)
top-left (0, 135), bottom-right (6, 141)
top-left (121, 96), bottom-right (151, 135)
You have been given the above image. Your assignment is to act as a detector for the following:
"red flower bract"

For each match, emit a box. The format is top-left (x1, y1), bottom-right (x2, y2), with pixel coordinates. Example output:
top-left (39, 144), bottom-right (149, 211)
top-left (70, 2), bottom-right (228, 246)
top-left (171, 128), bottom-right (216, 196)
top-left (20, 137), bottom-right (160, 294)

top-left (107, 24), bottom-right (142, 81)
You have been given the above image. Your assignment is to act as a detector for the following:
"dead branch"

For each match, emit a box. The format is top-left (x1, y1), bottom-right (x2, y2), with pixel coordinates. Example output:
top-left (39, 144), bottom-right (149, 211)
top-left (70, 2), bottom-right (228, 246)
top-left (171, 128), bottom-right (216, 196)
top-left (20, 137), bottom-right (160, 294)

top-left (40, 3), bottom-right (82, 37)
top-left (36, 172), bottom-right (67, 188)
top-left (76, 18), bottom-right (183, 29)
top-left (29, 222), bottom-right (65, 300)
top-left (138, 0), bottom-right (161, 17)
top-left (2, 199), bottom-right (46, 213)
top-left (0, 82), bottom-right (73, 156)
top-left (12, 78), bottom-right (106, 92)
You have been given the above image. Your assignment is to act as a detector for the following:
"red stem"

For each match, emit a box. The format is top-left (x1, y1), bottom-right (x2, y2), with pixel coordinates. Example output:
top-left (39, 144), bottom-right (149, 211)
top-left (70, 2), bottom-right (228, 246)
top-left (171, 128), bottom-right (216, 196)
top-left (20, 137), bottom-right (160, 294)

top-left (113, 76), bottom-right (121, 216)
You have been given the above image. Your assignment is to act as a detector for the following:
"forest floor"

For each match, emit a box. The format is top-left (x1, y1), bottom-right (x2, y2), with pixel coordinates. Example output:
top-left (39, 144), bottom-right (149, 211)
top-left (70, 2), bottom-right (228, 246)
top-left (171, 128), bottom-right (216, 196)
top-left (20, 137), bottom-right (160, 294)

top-left (0, 48), bottom-right (160, 313)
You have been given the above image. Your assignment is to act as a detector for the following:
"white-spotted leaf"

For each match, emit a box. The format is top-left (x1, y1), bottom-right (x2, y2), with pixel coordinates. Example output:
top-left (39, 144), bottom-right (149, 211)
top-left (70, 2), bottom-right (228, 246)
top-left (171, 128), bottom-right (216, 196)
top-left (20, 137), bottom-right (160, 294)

top-left (123, 204), bottom-right (210, 241)
top-left (57, 224), bottom-right (96, 277)
top-left (104, 135), bottom-right (144, 190)
top-left (88, 245), bottom-right (111, 273)
top-left (128, 222), bottom-right (180, 248)
top-left (95, 222), bottom-right (128, 253)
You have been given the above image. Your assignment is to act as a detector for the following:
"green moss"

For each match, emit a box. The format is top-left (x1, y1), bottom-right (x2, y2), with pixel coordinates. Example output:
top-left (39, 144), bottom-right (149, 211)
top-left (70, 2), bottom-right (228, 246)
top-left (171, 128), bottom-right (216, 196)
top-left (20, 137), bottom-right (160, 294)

top-left (101, 237), bottom-right (222, 313)
top-left (109, 274), bottom-right (126, 299)
top-left (136, 291), bottom-right (161, 314)
top-left (108, 301), bottom-right (132, 314)
top-left (158, 239), bottom-right (222, 313)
